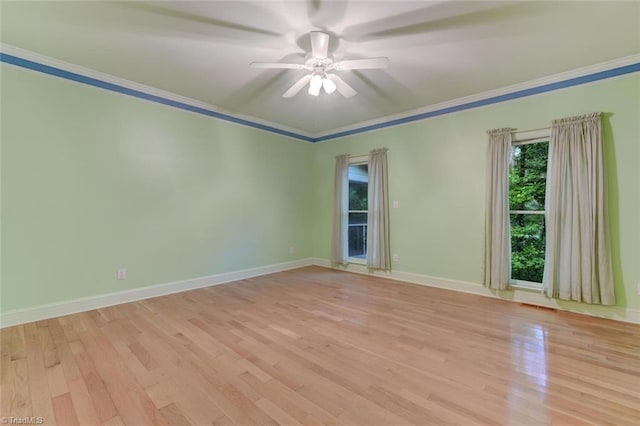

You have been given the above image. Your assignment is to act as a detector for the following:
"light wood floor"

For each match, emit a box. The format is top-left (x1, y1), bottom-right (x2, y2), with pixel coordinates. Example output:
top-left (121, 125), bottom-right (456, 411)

top-left (2, 266), bottom-right (639, 425)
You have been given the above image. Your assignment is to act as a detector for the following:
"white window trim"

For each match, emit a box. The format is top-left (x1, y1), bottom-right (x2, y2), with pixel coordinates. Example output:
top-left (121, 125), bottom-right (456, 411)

top-left (512, 128), bottom-right (550, 142)
top-left (510, 280), bottom-right (544, 291)
top-left (349, 154), bottom-right (368, 164)
top-left (348, 156), bottom-right (368, 264)
top-left (512, 137), bottom-right (549, 146)
top-left (508, 129), bottom-right (551, 289)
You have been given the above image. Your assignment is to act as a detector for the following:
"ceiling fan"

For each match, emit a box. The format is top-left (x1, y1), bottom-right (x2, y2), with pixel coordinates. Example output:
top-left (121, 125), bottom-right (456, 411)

top-left (250, 31), bottom-right (389, 98)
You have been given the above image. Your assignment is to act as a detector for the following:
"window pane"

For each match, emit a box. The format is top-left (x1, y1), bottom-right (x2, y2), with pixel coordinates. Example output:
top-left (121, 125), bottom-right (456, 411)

top-left (348, 213), bottom-right (367, 258)
top-left (348, 163), bottom-right (368, 259)
top-left (349, 164), bottom-right (368, 210)
top-left (509, 142), bottom-right (549, 211)
top-left (510, 213), bottom-right (546, 283)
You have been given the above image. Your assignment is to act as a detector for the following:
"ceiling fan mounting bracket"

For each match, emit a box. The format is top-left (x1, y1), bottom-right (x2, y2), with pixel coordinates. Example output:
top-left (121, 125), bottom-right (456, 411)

top-left (312, 63), bottom-right (329, 75)
top-left (306, 57), bottom-right (333, 73)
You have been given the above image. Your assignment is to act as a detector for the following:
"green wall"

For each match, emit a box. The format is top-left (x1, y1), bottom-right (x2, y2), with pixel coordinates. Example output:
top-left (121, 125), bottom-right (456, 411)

top-left (312, 74), bottom-right (640, 311)
top-left (2, 62), bottom-right (639, 317)
top-left (1, 64), bottom-right (314, 311)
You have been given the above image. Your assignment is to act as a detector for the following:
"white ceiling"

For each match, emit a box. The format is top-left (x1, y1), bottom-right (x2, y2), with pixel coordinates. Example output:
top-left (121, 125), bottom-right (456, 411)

top-left (2, 1), bottom-right (639, 135)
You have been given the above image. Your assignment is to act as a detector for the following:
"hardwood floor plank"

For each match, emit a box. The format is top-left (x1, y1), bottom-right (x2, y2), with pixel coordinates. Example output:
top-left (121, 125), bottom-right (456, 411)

top-left (52, 393), bottom-right (79, 426)
top-left (126, 318), bottom-right (226, 424)
top-left (2, 266), bottom-right (639, 425)
top-left (158, 402), bottom-right (191, 426)
top-left (82, 333), bottom-right (167, 425)
top-left (67, 378), bottom-right (101, 425)
top-left (255, 397), bottom-right (303, 426)
top-left (242, 376), bottom-right (337, 425)
top-left (337, 395), bottom-right (413, 426)
top-left (10, 326), bottom-right (27, 362)
top-left (46, 363), bottom-right (69, 398)
top-left (72, 345), bottom-right (119, 423)
top-left (128, 342), bottom-right (160, 371)
top-left (38, 326), bottom-right (60, 369)
top-left (144, 383), bottom-right (172, 410)
top-left (218, 382), bottom-right (277, 425)
top-left (9, 358), bottom-right (32, 418)
top-left (24, 323), bottom-right (57, 426)
top-left (102, 415), bottom-right (125, 426)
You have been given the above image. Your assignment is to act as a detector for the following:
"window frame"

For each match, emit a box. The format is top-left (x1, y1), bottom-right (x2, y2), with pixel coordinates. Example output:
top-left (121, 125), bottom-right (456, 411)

top-left (509, 130), bottom-right (551, 290)
top-left (347, 155), bottom-right (368, 264)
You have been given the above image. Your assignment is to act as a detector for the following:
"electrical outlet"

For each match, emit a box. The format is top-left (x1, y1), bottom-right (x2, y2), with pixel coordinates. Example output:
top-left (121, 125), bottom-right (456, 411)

top-left (116, 268), bottom-right (127, 280)
top-left (289, 246), bottom-right (295, 255)
top-left (393, 200), bottom-right (399, 209)
top-left (637, 281), bottom-right (640, 296)
top-left (392, 254), bottom-right (399, 261)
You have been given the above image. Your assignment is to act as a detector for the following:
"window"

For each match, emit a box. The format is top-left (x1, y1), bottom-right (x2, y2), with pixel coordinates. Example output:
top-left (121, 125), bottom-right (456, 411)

top-left (509, 133), bottom-right (549, 288)
top-left (348, 158), bottom-right (368, 261)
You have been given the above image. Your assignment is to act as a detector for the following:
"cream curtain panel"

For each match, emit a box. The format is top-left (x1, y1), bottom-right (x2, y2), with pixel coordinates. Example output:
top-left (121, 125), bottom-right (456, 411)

top-left (483, 128), bottom-right (512, 290)
top-left (544, 113), bottom-right (615, 305)
top-left (367, 148), bottom-right (391, 271)
top-left (331, 154), bottom-right (350, 265)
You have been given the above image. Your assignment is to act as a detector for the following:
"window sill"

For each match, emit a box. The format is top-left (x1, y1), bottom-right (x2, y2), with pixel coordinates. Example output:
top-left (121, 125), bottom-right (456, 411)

top-left (348, 258), bottom-right (367, 266)
top-left (510, 283), bottom-right (543, 292)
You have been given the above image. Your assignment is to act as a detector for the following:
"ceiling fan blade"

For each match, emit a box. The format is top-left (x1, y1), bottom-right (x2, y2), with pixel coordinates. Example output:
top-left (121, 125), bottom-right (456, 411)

top-left (327, 74), bottom-right (357, 98)
top-left (342, 2), bottom-right (513, 40)
top-left (310, 31), bottom-right (330, 59)
top-left (282, 75), bottom-right (313, 98)
top-left (333, 57), bottom-right (390, 71)
top-left (342, 3), bottom-right (542, 43)
top-left (121, 2), bottom-right (286, 40)
top-left (251, 62), bottom-right (308, 70)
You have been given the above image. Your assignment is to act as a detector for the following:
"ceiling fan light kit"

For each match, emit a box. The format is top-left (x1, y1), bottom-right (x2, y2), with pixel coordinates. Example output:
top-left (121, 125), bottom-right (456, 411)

top-left (308, 74), bottom-right (323, 96)
top-left (250, 31), bottom-right (389, 99)
top-left (322, 77), bottom-right (337, 95)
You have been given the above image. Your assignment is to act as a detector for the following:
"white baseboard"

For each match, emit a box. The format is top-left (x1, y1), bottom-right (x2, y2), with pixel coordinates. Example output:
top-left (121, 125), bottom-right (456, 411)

top-left (0, 258), bottom-right (314, 328)
top-left (312, 258), bottom-right (640, 325)
top-left (4, 257), bottom-right (637, 328)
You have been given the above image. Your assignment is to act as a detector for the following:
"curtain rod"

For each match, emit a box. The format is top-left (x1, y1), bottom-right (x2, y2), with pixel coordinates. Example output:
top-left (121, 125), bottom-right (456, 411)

top-left (511, 126), bottom-right (551, 133)
top-left (349, 148), bottom-right (387, 158)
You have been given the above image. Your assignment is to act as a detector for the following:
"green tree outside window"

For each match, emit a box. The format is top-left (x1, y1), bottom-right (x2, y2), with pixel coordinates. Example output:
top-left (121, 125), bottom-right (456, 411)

top-left (509, 142), bottom-right (549, 283)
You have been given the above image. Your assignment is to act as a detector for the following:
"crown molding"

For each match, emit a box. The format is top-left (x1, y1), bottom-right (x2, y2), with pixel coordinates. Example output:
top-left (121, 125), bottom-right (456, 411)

top-left (2, 43), bottom-right (638, 143)
top-left (0, 43), bottom-right (314, 142)
top-left (313, 54), bottom-right (640, 142)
